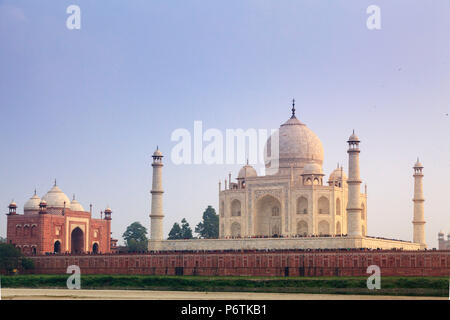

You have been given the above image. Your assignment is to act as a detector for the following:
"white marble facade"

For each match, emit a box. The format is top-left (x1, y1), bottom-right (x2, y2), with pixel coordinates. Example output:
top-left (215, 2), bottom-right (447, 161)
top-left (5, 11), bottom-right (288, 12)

top-left (219, 109), bottom-right (368, 239)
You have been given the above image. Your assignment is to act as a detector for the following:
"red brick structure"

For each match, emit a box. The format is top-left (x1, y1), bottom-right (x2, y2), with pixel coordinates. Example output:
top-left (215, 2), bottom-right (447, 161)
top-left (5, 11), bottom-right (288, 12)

top-left (27, 250), bottom-right (449, 277)
top-left (6, 185), bottom-right (112, 255)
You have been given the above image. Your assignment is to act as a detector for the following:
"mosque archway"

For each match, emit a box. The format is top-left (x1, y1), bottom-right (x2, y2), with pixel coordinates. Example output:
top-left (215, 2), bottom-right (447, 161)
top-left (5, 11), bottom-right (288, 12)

top-left (297, 196), bottom-right (308, 214)
top-left (318, 196), bottom-right (329, 214)
top-left (255, 195), bottom-right (282, 237)
top-left (231, 222), bottom-right (241, 238)
top-left (318, 220), bottom-right (330, 235)
top-left (297, 221), bottom-right (308, 236)
top-left (54, 241), bottom-right (61, 253)
top-left (336, 222), bottom-right (341, 235)
top-left (92, 243), bottom-right (99, 254)
top-left (231, 199), bottom-right (241, 217)
top-left (71, 227), bottom-right (84, 254)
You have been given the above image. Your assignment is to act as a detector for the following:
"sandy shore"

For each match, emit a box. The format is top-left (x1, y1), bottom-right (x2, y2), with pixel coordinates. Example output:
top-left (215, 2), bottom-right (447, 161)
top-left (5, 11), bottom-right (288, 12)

top-left (1, 288), bottom-right (446, 300)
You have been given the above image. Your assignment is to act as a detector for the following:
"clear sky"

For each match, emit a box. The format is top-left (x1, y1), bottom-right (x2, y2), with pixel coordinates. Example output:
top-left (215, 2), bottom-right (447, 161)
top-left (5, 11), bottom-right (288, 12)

top-left (1, 0), bottom-right (449, 247)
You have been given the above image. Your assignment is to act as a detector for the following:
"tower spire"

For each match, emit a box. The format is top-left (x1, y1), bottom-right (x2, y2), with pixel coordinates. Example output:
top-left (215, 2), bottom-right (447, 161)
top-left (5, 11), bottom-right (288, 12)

top-left (413, 159), bottom-right (426, 247)
top-left (149, 146), bottom-right (164, 244)
top-left (346, 131), bottom-right (363, 237)
top-left (291, 98), bottom-right (296, 118)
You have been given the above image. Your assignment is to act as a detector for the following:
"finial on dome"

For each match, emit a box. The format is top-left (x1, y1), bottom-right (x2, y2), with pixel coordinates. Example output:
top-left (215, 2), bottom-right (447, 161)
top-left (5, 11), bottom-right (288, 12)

top-left (54, 179), bottom-right (57, 187)
top-left (73, 194), bottom-right (75, 201)
top-left (34, 188), bottom-right (37, 196)
top-left (291, 98), bottom-right (296, 118)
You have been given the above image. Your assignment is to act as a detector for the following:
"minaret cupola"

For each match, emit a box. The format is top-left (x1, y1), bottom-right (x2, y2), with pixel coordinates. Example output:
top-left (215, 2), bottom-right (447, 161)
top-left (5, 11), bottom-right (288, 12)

top-left (8, 201), bottom-right (17, 215)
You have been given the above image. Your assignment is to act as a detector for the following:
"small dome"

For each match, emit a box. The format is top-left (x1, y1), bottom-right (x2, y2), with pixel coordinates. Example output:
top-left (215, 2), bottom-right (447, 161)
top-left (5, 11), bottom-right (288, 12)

top-left (39, 200), bottom-right (47, 206)
top-left (302, 161), bottom-right (323, 175)
top-left (9, 201), bottom-right (17, 208)
top-left (153, 147), bottom-right (163, 157)
top-left (70, 196), bottom-right (85, 212)
top-left (328, 166), bottom-right (347, 182)
top-left (24, 192), bottom-right (41, 211)
top-left (348, 130), bottom-right (360, 142)
top-left (238, 164), bottom-right (257, 179)
top-left (414, 158), bottom-right (423, 168)
top-left (42, 184), bottom-right (71, 209)
top-left (438, 230), bottom-right (444, 236)
top-left (104, 207), bottom-right (112, 213)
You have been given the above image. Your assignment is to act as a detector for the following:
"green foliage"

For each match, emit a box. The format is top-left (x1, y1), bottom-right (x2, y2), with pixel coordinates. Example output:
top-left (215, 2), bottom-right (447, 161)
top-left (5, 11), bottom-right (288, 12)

top-left (168, 223), bottom-right (182, 240)
top-left (0, 236), bottom-right (6, 243)
top-left (1, 275), bottom-right (447, 297)
top-left (0, 243), bottom-right (34, 274)
top-left (122, 222), bottom-right (148, 252)
top-left (169, 219), bottom-right (194, 239)
top-left (21, 258), bottom-right (35, 270)
top-left (195, 206), bottom-right (219, 239)
top-left (180, 218), bottom-right (193, 239)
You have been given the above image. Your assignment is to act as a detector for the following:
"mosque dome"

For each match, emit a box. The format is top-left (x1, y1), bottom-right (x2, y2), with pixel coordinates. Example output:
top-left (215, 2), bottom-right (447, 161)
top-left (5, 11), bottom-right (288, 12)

top-left (302, 161), bottom-right (323, 175)
top-left (70, 196), bottom-right (85, 212)
top-left (438, 230), bottom-right (444, 236)
top-left (265, 104), bottom-right (324, 174)
top-left (42, 184), bottom-right (71, 209)
top-left (24, 192), bottom-right (41, 211)
top-left (348, 131), bottom-right (360, 142)
top-left (238, 164), bottom-right (257, 179)
top-left (328, 167), bottom-right (347, 182)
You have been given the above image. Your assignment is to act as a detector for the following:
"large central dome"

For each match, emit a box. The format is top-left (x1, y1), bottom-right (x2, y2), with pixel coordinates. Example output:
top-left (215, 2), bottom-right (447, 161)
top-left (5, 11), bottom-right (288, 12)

top-left (265, 108), bottom-right (324, 175)
top-left (42, 184), bottom-right (71, 209)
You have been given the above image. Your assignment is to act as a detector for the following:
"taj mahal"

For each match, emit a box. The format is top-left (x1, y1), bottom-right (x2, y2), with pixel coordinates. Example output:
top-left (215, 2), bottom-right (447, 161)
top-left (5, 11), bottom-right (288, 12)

top-left (148, 102), bottom-right (427, 251)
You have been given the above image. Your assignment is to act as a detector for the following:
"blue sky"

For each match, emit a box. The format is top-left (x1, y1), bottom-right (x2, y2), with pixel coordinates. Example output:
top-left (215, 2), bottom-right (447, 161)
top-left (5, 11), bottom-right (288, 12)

top-left (0, 0), bottom-right (449, 247)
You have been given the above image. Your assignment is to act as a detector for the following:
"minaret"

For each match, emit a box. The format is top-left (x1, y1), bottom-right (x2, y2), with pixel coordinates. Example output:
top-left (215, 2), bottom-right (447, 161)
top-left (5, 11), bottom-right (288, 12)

top-left (412, 158), bottom-right (425, 246)
top-left (346, 131), bottom-right (362, 237)
top-left (150, 147), bottom-right (164, 240)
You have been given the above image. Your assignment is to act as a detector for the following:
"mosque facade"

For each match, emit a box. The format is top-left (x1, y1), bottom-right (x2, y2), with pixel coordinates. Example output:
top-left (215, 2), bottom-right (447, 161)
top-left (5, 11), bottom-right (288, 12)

top-left (6, 182), bottom-right (112, 255)
top-left (218, 106), bottom-right (367, 239)
top-left (148, 103), bottom-right (426, 251)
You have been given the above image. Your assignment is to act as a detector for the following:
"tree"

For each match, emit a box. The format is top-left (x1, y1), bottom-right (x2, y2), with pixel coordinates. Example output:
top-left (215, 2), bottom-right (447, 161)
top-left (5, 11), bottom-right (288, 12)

top-left (0, 236), bottom-right (6, 243)
top-left (168, 222), bottom-right (183, 240)
top-left (181, 218), bottom-right (193, 239)
top-left (195, 206), bottom-right (219, 239)
top-left (0, 244), bottom-right (34, 274)
top-left (122, 222), bottom-right (148, 252)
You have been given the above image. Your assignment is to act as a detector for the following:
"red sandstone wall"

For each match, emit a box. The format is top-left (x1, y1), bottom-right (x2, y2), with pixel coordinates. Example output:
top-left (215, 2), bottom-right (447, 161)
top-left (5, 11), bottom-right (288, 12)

top-left (26, 250), bottom-right (450, 277)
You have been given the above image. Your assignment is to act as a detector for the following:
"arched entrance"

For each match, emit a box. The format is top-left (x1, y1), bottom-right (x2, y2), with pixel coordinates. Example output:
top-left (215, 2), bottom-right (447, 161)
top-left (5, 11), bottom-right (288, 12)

top-left (92, 243), bottom-right (99, 254)
top-left (54, 241), bottom-right (61, 253)
top-left (71, 227), bottom-right (84, 254)
top-left (255, 195), bottom-right (282, 237)
top-left (230, 222), bottom-right (241, 238)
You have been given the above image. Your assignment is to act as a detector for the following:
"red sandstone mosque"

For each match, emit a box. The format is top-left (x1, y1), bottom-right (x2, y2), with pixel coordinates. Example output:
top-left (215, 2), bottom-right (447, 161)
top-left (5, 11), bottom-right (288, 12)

top-left (6, 181), bottom-right (113, 255)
